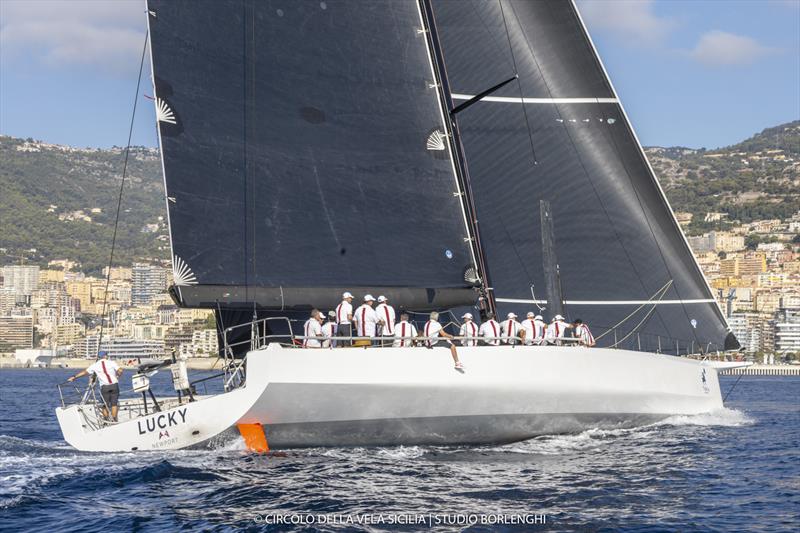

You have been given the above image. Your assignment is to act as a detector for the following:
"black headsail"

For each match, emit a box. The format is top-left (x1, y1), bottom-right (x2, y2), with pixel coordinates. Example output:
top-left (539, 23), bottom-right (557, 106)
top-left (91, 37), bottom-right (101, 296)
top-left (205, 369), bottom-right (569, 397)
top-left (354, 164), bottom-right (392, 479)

top-left (146, 0), bottom-right (478, 313)
top-left (428, 0), bottom-right (738, 353)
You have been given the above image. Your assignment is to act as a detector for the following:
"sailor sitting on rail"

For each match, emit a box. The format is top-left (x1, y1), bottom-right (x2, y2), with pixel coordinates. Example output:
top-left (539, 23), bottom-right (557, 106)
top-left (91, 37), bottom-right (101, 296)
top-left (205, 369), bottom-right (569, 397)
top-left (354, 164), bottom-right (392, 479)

top-left (375, 295), bottom-right (395, 347)
top-left (522, 312), bottom-right (547, 346)
top-left (393, 312), bottom-right (418, 347)
top-left (545, 314), bottom-right (572, 345)
top-left (478, 312), bottom-right (501, 346)
top-left (303, 309), bottom-right (325, 348)
top-left (353, 294), bottom-right (383, 346)
top-left (321, 310), bottom-right (337, 348)
top-left (502, 312), bottom-right (525, 345)
top-left (424, 311), bottom-right (463, 370)
top-left (459, 313), bottom-right (479, 346)
top-left (573, 319), bottom-right (596, 347)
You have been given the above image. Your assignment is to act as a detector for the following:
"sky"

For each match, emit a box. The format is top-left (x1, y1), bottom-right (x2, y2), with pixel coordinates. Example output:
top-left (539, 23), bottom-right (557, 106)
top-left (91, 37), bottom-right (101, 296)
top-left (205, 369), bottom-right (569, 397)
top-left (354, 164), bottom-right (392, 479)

top-left (0, 0), bottom-right (798, 150)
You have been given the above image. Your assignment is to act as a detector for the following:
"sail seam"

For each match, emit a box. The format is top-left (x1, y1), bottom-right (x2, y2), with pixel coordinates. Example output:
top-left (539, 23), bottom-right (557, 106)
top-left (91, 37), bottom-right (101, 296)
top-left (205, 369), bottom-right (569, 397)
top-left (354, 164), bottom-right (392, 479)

top-left (451, 94), bottom-right (619, 104)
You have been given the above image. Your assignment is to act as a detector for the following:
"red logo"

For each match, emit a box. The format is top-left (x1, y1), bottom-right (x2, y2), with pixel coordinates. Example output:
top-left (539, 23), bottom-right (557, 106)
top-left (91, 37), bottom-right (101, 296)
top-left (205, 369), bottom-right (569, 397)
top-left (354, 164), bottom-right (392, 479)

top-left (159, 430), bottom-right (170, 439)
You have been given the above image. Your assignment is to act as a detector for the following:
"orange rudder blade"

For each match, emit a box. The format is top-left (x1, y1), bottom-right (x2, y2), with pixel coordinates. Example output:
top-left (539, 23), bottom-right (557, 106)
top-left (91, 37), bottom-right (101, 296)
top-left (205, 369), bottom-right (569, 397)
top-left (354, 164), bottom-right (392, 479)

top-left (237, 423), bottom-right (269, 453)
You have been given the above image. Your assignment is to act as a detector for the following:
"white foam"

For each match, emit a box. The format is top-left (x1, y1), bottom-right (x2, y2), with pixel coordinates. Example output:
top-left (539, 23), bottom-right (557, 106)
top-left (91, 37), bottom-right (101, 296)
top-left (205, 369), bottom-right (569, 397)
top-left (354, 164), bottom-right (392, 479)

top-left (653, 407), bottom-right (754, 428)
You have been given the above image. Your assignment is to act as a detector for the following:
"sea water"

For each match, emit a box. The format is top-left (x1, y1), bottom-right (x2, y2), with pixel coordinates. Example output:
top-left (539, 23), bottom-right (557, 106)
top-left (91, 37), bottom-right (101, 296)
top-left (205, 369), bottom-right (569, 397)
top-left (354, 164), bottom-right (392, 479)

top-left (0, 370), bottom-right (797, 532)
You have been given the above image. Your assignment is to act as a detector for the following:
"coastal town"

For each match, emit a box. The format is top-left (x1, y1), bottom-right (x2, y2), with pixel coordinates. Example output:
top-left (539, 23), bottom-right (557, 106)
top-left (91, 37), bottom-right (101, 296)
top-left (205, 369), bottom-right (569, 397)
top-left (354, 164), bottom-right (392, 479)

top-left (1, 209), bottom-right (798, 367)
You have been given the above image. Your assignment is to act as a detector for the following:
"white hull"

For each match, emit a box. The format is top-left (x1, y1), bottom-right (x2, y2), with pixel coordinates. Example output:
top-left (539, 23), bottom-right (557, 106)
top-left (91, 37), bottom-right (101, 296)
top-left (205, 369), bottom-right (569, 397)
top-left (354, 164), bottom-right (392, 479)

top-left (57, 344), bottom-right (722, 452)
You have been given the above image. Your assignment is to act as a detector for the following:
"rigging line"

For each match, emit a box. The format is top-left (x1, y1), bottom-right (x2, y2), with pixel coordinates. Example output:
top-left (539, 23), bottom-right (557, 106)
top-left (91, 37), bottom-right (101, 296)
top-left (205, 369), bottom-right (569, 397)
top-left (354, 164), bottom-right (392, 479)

top-left (509, 0), bottom-right (673, 340)
top-left (594, 279), bottom-right (672, 341)
top-left (608, 301), bottom-right (659, 349)
top-left (723, 371), bottom-right (745, 402)
top-left (498, 0), bottom-right (538, 165)
top-left (96, 30), bottom-right (149, 359)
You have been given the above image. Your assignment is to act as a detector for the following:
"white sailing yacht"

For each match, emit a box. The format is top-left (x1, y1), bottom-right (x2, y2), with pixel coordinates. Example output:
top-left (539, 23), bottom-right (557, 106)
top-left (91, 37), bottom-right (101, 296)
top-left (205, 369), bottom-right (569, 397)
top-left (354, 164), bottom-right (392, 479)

top-left (57, 0), bottom-right (743, 452)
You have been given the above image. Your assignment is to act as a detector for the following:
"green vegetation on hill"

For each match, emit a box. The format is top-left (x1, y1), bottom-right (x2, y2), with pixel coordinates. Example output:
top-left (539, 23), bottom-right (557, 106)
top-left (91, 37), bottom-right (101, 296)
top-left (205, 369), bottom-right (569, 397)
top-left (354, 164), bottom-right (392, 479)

top-left (1, 121), bottom-right (798, 273)
top-left (0, 136), bottom-right (169, 274)
top-left (646, 120), bottom-right (800, 235)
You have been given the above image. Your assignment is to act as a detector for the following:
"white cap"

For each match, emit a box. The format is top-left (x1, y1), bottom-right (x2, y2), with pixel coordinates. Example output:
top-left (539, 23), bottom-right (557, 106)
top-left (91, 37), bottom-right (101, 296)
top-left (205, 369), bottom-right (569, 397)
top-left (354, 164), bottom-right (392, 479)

top-left (507, 312), bottom-right (517, 319)
top-left (328, 310), bottom-right (336, 318)
top-left (554, 314), bottom-right (564, 321)
top-left (342, 291), bottom-right (353, 299)
top-left (462, 312), bottom-right (473, 320)
top-left (535, 314), bottom-right (543, 321)
top-left (364, 294), bottom-right (375, 301)
top-left (377, 295), bottom-right (388, 302)
top-left (526, 311), bottom-right (535, 318)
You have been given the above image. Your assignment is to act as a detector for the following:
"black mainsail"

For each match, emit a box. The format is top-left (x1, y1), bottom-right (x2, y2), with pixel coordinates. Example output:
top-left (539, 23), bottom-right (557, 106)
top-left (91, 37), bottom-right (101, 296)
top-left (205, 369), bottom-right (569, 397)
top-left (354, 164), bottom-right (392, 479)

top-left (147, 0), bottom-right (478, 312)
top-left (428, 0), bottom-right (737, 353)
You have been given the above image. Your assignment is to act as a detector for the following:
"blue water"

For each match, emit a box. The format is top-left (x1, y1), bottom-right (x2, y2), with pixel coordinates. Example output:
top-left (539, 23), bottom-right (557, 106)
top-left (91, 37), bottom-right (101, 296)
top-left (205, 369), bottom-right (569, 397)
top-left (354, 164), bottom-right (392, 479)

top-left (0, 370), bottom-right (798, 532)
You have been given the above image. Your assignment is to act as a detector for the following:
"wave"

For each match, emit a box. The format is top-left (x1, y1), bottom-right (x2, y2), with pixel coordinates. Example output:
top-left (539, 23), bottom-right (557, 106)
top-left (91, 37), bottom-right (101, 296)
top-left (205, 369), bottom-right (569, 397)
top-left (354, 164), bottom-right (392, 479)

top-left (652, 407), bottom-right (754, 428)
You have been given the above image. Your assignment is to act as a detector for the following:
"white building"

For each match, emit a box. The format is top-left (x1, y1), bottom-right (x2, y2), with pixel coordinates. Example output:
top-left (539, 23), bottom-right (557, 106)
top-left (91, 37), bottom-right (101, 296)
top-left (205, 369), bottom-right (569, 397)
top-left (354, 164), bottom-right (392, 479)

top-left (179, 329), bottom-right (218, 357)
top-left (2, 265), bottom-right (40, 296)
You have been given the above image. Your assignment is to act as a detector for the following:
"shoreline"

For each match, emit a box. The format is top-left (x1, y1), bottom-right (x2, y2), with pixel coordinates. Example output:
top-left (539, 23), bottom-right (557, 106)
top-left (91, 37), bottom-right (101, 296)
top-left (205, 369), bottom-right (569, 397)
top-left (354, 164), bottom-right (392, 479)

top-left (0, 357), bottom-right (224, 371)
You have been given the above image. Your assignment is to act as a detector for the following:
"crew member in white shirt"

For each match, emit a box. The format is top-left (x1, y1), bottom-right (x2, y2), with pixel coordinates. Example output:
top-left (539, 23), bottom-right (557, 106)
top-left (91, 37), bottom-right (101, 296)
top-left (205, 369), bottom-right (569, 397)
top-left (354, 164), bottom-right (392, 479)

top-left (353, 294), bottom-right (382, 345)
top-left (335, 291), bottom-right (354, 346)
top-left (545, 314), bottom-right (572, 345)
top-left (459, 312), bottom-right (479, 347)
top-left (393, 312), bottom-right (418, 347)
top-left (424, 311), bottom-right (463, 370)
top-left (573, 319), bottom-right (595, 347)
top-left (478, 311), bottom-right (501, 346)
top-left (67, 350), bottom-right (123, 421)
top-left (375, 295), bottom-right (396, 346)
top-left (303, 309), bottom-right (325, 348)
top-left (522, 312), bottom-right (547, 345)
top-left (502, 312), bottom-right (525, 345)
top-left (321, 310), bottom-right (337, 348)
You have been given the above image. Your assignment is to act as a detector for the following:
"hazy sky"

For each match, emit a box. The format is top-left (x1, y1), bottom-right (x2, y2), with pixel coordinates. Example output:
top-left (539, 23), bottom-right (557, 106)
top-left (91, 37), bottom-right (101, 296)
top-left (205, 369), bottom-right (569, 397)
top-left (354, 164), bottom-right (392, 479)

top-left (0, 0), bottom-right (798, 149)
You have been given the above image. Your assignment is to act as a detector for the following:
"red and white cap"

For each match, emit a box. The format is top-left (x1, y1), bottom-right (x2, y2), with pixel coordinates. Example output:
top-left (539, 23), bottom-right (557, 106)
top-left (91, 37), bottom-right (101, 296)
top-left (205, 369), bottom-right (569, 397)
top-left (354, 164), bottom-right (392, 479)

top-left (377, 295), bottom-right (388, 302)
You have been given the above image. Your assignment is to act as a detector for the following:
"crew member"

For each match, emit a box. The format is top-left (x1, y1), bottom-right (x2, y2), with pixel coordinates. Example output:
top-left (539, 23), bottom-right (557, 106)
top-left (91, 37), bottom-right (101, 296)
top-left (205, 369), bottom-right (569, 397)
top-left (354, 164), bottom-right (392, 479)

top-left (573, 319), bottom-right (596, 347)
top-left (459, 313), bottom-right (479, 347)
top-left (522, 312), bottom-right (547, 345)
top-left (502, 312), bottom-right (525, 345)
top-left (353, 294), bottom-right (382, 345)
top-left (303, 309), bottom-right (324, 348)
top-left (375, 295), bottom-right (396, 346)
top-left (67, 351), bottom-right (122, 422)
top-left (424, 311), bottom-right (463, 370)
top-left (321, 310), bottom-right (337, 348)
top-left (335, 291), bottom-right (354, 345)
top-left (478, 312), bottom-right (501, 346)
top-left (545, 314), bottom-right (572, 345)
top-left (393, 312), bottom-right (418, 347)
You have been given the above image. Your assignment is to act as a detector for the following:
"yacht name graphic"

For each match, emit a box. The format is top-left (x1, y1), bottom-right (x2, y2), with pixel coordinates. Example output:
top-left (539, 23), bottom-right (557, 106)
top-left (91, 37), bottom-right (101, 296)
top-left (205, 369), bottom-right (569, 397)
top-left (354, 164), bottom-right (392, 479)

top-left (137, 408), bottom-right (187, 435)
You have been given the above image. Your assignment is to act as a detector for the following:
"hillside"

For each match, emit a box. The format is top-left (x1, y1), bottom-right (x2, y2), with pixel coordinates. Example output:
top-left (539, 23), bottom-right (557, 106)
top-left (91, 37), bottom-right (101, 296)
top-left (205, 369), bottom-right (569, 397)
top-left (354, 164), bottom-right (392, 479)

top-left (646, 120), bottom-right (800, 235)
top-left (0, 136), bottom-right (169, 274)
top-left (1, 121), bottom-right (798, 272)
